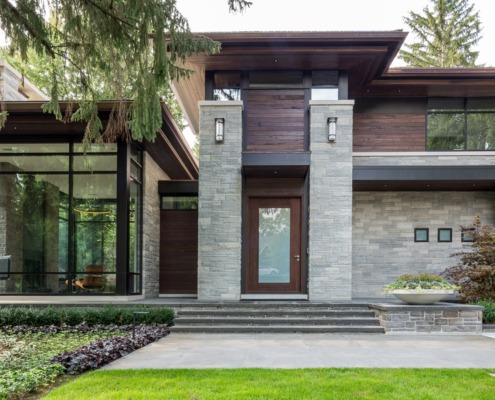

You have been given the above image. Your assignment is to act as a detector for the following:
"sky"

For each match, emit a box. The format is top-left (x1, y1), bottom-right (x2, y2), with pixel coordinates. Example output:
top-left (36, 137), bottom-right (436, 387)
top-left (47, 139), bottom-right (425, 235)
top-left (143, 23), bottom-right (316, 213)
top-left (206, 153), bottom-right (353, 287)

top-left (175, 0), bottom-right (495, 67)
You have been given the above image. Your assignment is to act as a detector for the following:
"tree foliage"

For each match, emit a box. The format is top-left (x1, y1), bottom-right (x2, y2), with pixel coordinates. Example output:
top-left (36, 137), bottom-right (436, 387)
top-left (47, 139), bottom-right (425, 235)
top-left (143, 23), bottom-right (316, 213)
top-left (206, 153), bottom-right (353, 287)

top-left (400, 0), bottom-right (482, 67)
top-left (443, 216), bottom-right (495, 302)
top-left (0, 0), bottom-right (251, 144)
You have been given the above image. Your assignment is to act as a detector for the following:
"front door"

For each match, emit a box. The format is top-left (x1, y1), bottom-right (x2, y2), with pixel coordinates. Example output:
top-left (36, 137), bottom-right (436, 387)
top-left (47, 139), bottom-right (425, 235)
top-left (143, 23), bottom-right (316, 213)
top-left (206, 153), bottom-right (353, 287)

top-left (247, 197), bottom-right (302, 293)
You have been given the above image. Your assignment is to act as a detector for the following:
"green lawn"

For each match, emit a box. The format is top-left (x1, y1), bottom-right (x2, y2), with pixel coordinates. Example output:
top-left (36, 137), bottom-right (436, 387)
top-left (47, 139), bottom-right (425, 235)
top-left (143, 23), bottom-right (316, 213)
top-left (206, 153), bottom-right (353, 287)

top-left (43, 368), bottom-right (495, 400)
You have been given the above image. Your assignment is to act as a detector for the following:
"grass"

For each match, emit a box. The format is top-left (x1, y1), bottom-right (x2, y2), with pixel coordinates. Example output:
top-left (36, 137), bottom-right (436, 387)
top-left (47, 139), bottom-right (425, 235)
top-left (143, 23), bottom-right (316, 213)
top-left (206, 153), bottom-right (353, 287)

top-left (42, 368), bottom-right (495, 400)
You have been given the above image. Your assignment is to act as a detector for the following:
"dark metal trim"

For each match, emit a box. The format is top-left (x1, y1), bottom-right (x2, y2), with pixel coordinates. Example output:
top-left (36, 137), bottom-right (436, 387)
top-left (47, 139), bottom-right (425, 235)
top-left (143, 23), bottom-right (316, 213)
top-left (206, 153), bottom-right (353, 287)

top-left (242, 152), bottom-right (311, 167)
top-left (338, 70), bottom-right (349, 100)
top-left (353, 165), bottom-right (495, 181)
top-left (158, 180), bottom-right (199, 196)
top-left (116, 142), bottom-right (130, 295)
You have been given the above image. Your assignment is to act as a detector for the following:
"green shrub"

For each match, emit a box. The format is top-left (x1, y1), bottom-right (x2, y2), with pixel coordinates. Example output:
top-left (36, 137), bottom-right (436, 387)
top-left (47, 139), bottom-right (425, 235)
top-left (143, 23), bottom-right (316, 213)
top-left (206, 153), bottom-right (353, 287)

top-left (444, 216), bottom-right (495, 302)
top-left (472, 300), bottom-right (495, 323)
top-left (0, 305), bottom-right (174, 327)
top-left (384, 273), bottom-right (459, 291)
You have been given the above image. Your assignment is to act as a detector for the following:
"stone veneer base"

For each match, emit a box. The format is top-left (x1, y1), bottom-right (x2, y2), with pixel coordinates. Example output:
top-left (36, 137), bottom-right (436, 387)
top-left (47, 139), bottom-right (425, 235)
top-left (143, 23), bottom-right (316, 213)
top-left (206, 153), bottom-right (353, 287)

top-left (370, 303), bottom-right (484, 335)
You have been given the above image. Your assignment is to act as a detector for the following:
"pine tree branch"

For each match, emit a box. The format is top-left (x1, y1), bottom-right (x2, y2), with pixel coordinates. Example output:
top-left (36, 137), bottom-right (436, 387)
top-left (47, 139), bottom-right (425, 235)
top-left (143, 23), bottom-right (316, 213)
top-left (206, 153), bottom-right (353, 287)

top-left (0, 0), bottom-right (55, 58)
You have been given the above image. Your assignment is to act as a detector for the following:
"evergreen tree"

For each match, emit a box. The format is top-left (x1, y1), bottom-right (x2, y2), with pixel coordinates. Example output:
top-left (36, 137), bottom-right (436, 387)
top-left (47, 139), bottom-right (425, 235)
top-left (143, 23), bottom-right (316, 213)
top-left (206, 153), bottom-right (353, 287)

top-left (0, 0), bottom-right (250, 144)
top-left (399, 0), bottom-right (482, 68)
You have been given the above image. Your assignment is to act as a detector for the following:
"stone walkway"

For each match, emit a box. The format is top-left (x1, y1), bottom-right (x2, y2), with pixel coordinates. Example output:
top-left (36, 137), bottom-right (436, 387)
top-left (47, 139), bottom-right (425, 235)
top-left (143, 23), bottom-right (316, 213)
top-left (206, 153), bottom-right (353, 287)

top-left (104, 332), bottom-right (495, 370)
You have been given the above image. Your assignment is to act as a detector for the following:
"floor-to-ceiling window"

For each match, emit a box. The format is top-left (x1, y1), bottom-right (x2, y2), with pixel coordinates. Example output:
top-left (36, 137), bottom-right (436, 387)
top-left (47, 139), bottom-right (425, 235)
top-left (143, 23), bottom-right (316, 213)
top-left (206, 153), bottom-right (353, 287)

top-left (0, 140), bottom-right (141, 295)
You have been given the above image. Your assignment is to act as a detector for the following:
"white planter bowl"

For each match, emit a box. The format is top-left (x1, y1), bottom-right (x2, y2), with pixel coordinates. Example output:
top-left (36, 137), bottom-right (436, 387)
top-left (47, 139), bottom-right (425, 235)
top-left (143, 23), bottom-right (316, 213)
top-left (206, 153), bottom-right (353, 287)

top-left (390, 289), bottom-right (455, 305)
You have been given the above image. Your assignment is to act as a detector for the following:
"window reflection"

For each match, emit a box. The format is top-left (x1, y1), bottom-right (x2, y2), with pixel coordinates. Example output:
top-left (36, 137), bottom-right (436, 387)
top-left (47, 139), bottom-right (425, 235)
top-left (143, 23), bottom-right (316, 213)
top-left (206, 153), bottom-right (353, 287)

top-left (258, 208), bottom-right (290, 284)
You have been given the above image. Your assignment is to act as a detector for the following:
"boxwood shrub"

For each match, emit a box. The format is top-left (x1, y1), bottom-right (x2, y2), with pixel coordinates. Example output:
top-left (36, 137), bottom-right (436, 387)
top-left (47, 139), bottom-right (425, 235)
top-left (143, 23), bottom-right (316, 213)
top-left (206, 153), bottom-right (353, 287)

top-left (473, 300), bottom-right (495, 324)
top-left (0, 305), bottom-right (174, 327)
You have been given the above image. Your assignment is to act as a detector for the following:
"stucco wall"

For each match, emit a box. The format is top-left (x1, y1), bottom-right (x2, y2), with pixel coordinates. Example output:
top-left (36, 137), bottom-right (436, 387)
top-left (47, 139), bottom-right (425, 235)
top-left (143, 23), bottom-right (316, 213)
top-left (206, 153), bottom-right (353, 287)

top-left (352, 191), bottom-right (495, 298)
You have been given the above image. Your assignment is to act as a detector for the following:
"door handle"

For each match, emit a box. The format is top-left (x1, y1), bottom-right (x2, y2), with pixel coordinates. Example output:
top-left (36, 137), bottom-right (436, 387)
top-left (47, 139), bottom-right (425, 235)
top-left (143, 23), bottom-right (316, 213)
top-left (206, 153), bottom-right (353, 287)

top-left (294, 255), bottom-right (300, 262)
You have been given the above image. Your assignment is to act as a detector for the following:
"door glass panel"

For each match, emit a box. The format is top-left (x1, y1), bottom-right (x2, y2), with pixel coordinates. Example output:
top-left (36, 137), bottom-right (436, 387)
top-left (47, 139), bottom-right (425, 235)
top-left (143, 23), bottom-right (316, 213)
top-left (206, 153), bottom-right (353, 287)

top-left (258, 208), bottom-right (290, 283)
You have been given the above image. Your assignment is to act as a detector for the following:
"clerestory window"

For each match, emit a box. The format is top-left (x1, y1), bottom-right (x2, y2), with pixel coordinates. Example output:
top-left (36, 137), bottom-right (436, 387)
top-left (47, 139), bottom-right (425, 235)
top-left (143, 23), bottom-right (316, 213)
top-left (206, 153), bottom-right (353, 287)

top-left (427, 98), bottom-right (495, 151)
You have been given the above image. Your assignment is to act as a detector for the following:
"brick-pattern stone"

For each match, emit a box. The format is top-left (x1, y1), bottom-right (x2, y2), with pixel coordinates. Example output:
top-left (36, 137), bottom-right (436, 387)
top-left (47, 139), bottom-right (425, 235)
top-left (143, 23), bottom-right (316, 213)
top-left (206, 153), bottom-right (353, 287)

top-left (309, 101), bottom-right (355, 301)
top-left (142, 152), bottom-right (169, 297)
top-left (353, 191), bottom-right (495, 298)
top-left (198, 101), bottom-right (243, 301)
top-left (370, 303), bottom-right (483, 334)
top-left (354, 153), bottom-right (495, 166)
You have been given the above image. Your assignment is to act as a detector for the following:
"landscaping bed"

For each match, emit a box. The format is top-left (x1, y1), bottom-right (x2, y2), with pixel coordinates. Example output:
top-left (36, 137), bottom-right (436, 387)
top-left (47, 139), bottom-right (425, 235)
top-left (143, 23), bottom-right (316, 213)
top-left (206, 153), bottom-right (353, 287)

top-left (0, 306), bottom-right (173, 400)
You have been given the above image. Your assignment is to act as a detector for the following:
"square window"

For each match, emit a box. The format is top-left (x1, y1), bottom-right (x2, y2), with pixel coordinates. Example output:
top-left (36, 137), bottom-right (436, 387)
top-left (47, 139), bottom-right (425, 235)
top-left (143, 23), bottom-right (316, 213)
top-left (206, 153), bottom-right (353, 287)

top-left (438, 228), bottom-right (452, 242)
top-left (414, 228), bottom-right (429, 242)
top-left (462, 229), bottom-right (475, 242)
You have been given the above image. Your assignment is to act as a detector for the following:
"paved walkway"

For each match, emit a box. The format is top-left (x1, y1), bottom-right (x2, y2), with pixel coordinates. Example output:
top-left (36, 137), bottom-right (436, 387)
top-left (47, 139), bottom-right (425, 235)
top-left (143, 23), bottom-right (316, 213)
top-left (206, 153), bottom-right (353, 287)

top-left (104, 333), bottom-right (495, 370)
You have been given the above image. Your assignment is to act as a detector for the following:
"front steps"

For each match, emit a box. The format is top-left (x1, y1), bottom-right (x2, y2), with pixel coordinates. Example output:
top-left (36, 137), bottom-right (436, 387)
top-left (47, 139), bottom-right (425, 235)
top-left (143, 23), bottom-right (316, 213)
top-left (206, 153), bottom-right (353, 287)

top-left (170, 302), bottom-right (384, 334)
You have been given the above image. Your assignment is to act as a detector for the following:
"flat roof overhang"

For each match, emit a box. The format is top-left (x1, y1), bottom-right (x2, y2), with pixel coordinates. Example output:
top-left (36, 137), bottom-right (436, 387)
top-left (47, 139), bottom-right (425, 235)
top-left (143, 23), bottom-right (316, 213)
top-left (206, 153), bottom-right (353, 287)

top-left (353, 165), bottom-right (495, 191)
top-left (242, 152), bottom-right (310, 178)
top-left (0, 102), bottom-right (198, 180)
top-left (173, 31), bottom-right (408, 134)
top-left (186, 31), bottom-right (407, 87)
top-left (356, 68), bottom-right (495, 97)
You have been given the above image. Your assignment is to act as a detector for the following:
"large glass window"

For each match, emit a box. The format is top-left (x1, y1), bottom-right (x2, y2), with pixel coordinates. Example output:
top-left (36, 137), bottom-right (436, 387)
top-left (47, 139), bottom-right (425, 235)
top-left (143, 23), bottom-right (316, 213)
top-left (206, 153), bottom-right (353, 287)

top-left (128, 145), bottom-right (143, 294)
top-left (0, 141), bottom-right (140, 295)
top-left (427, 98), bottom-right (495, 150)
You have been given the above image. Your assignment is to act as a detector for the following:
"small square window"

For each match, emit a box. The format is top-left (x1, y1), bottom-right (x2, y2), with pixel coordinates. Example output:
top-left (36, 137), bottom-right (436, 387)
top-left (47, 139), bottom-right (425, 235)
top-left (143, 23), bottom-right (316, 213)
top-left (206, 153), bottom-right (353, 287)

top-left (438, 228), bottom-right (452, 242)
top-left (461, 229), bottom-right (475, 242)
top-left (414, 228), bottom-right (429, 242)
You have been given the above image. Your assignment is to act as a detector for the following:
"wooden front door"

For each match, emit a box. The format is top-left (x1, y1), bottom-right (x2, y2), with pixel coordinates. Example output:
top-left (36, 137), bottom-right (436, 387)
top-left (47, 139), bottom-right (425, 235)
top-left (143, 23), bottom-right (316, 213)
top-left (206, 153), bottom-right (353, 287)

top-left (159, 210), bottom-right (198, 295)
top-left (247, 197), bottom-right (302, 293)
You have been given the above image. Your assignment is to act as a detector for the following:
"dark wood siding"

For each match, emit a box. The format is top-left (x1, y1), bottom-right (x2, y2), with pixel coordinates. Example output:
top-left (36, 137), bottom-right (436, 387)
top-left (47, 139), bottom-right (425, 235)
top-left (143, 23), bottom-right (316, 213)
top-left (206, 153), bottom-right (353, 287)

top-left (353, 113), bottom-right (426, 151)
top-left (159, 210), bottom-right (198, 294)
top-left (245, 89), bottom-right (305, 152)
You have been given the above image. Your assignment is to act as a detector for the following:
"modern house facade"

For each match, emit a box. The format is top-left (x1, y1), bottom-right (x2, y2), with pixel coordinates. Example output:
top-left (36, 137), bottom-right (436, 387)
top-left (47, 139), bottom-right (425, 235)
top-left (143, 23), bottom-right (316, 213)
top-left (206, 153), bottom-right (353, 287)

top-left (2, 31), bottom-right (495, 301)
top-left (169, 31), bottom-right (495, 301)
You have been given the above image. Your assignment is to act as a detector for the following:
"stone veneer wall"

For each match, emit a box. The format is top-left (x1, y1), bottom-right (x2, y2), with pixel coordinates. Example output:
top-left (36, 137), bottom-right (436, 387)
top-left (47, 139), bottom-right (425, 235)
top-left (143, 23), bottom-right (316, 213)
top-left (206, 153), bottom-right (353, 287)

top-left (142, 152), bottom-right (169, 297)
top-left (309, 100), bottom-right (354, 301)
top-left (198, 101), bottom-right (243, 301)
top-left (354, 153), bottom-right (495, 166)
top-left (353, 191), bottom-right (495, 298)
top-left (370, 303), bottom-right (484, 334)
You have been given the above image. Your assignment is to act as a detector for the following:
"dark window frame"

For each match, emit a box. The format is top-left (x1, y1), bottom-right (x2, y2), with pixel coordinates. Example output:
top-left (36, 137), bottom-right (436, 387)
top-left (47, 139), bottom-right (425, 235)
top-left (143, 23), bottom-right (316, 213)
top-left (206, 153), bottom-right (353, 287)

top-left (437, 228), bottom-right (453, 243)
top-left (414, 228), bottom-right (429, 243)
top-left (427, 98), bottom-right (495, 151)
top-left (461, 229), bottom-right (475, 243)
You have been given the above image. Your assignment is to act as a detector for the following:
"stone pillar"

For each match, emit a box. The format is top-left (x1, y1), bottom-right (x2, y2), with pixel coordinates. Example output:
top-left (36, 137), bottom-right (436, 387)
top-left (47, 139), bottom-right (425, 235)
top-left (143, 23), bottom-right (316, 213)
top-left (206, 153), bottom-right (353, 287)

top-left (198, 101), bottom-right (243, 301)
top-left (308, 100), bottom-right (354, 301)
top-left (142, 152), bottom-right (169, 297)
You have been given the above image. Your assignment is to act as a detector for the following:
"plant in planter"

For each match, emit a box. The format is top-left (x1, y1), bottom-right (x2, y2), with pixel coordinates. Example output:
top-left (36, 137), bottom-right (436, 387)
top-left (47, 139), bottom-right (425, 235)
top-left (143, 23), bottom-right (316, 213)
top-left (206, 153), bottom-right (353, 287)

top-left (384, 273), bottom-right (459, 305)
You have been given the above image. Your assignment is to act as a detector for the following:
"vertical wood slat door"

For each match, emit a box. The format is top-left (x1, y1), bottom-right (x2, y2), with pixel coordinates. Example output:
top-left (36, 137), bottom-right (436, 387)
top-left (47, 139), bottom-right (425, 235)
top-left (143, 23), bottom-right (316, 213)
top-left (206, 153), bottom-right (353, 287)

top-left (245, 89), bottom-right (306, 152)
top-left (159, 210), bottom-right (198, 294)
top-left (247, 197), bottom-right (302, 293)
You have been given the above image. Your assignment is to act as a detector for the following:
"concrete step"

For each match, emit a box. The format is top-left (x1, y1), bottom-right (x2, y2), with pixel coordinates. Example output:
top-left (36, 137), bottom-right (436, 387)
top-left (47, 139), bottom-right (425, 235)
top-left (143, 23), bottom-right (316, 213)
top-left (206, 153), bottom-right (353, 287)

top-left (169, 302), bottom-right (384, 334)
top-left (170, 302), bottom-right (371, 311)
top-left (171, 325), bottom-right (385, 334)
top-left (176, 309), bottom-right (375, 318)
top-left (174, 317), bottom-right (381, 326)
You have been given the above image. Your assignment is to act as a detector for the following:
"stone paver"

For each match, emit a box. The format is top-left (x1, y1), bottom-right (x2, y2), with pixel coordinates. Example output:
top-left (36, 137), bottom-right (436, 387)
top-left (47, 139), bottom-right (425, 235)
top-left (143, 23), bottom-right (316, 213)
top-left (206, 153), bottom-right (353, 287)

top-left (104, 333), bottom-right (495, 370)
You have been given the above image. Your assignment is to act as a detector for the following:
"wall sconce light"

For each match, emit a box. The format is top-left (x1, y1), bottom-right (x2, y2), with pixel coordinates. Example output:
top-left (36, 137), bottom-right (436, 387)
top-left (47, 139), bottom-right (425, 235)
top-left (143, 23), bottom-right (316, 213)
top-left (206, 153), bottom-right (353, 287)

top-left (215, 118), bottom-right (225, 143)
top-left (327, 117), bottom-right (337, 142)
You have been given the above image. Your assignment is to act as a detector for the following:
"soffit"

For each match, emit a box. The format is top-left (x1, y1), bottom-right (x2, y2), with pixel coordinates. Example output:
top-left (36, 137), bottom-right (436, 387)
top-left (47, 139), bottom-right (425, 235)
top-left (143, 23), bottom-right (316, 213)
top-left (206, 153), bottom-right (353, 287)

top-left (355, 68), bottom-right (495, 97)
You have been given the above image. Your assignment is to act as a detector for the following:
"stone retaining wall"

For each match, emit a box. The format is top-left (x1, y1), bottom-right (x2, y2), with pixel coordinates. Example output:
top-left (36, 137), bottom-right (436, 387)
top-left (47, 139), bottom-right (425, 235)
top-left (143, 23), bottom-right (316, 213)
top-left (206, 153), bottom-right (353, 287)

top-left (370, 303), bottom-right (484, 335)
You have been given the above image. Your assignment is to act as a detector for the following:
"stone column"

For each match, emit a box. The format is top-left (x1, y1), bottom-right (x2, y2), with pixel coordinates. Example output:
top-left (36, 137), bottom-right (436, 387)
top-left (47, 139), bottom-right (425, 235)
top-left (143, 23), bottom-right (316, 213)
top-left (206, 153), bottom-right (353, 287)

top-left (198, 101), bottom-right (243, 301)
top-left (142, 152), bottom-right (169, 297)
top-left (308, 100), bottom-right (354, 301)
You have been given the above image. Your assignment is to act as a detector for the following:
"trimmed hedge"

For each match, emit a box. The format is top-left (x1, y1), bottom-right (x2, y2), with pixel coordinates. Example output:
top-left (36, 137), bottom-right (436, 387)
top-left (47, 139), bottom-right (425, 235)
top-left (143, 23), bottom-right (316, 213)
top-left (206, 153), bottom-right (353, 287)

top-left (473, 300), bottom-right (495, 324)
top-left (0, 305), bottom-right (174, 327)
